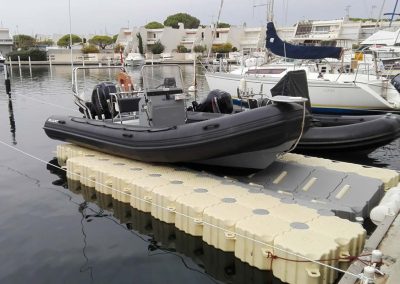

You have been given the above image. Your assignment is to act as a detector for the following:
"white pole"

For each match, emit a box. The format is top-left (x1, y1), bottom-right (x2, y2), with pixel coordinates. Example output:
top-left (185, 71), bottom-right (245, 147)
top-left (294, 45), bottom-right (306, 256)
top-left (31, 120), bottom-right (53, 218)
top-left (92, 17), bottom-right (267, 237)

top-left (8, 57), bottom-right (13, 77)
top-left (207, 0), bottom-right (224, 62)
top-left (17, 56), bottom-right (22, 78)
top-left (28, 56), bottom-right (32, 77)
top-left (68, 0), bottom-right (74, 86)
top-left (49, 56), bottom-right (53, 78)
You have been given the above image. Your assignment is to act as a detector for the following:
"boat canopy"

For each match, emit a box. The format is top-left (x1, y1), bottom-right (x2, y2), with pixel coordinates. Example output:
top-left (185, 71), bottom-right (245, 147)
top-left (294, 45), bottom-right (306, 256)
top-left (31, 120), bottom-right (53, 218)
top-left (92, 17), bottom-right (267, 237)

top-left (266, 22), bottom-right (343, 60)
top-left (270, 70), bottom-right (311, 111)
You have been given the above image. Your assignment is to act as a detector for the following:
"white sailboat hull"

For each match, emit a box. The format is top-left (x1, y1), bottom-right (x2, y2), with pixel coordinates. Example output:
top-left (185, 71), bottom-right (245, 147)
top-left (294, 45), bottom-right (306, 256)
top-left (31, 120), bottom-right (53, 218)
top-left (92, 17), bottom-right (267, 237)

top-left (205, 71), bottom-right (400, 113)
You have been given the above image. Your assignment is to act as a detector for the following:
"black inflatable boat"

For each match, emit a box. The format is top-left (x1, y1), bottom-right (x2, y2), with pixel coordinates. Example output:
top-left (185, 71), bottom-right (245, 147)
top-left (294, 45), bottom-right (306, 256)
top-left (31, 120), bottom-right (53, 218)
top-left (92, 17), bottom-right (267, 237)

top-left (298, 113), bottom-right (400, 151)
top-left (44, 65), bottom-right (309, 169)
top-left (241, 70), bottom-right (400, 152)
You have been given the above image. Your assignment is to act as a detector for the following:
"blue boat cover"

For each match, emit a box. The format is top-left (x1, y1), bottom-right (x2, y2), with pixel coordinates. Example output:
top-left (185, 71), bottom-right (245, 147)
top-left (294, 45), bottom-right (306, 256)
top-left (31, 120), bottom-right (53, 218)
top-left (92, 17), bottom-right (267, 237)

top-left (266, 22), bottom-right (343, 60)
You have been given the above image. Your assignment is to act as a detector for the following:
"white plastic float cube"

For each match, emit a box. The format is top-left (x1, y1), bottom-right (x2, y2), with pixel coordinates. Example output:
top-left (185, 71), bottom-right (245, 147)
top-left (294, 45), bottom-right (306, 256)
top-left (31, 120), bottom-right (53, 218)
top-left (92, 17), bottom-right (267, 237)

top-left (206, 182), bottom-right (251, 199)
top-left (268, 202), bottom-right (320, 223)
top-left (236, 192), bottom-right (282, 211)
top-left (235, 214), bottom-right (291, 270)
top-left (151, 181), bottom-right (194, 223)
top-left (307, 216), bottom-right (366, 269)
top-left (203, 198), bottom-right (253, 252)
top-left (175, 188), bottom-right (222, 236)
top-left (129, 174), bottom-right (171, 212)
top-left (273, 228), bottom-right (339, 284)
top-left (79, 156), bottom-right (110, 188)
top-left (94, 159), bottom-right (130, 195)
top-left (178, 174), bottom-right (226, 188)
top-left (110, 166), bottom-right (148, 203)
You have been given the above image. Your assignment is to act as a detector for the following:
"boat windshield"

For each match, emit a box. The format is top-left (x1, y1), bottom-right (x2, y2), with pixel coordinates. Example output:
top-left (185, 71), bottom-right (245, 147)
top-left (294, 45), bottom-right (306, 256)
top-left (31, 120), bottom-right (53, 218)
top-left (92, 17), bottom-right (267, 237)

top-left (141, 65), bottom-right (184, 92)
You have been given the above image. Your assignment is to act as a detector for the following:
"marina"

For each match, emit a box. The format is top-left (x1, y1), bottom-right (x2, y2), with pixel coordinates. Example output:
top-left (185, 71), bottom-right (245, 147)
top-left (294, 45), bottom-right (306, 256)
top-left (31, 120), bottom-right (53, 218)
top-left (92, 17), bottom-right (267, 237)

top-left (2, 0), bottom-right (400, 283)
top-left (0, 63), bottom-right (399, 283)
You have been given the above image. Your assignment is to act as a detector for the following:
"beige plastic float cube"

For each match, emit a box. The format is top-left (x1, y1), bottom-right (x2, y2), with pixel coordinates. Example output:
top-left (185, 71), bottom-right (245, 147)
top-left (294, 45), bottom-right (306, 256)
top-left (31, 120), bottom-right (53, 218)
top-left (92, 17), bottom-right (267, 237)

top-left (273, 229), bottom-right (339, 284)
top-left (203, 200), bottom-right (253, 252)
top-left (235, 214), bottom-right (291, 270)
top-left (79, 156), bottom-right (110, 188)
top-left (151, 182), bottom-right (194, 223)
top-left (175, 189), bottom-right (222, 236)
top-left (129, 174), bottom-right (171, 212)
top-left (206, 182), bottom-right (250, 198)
top-left (178, 174), bottom-right (226, 188)
top-left (236, 192), bottom-right (282, 211)
top-left (94, 160), bottom-right (131, 195)
top-left (307, 216), bottom-right (366, 269)
top-left (268, 202), bottom-right (319, 223)
top-left (110, 167), bottom-right (148, 203)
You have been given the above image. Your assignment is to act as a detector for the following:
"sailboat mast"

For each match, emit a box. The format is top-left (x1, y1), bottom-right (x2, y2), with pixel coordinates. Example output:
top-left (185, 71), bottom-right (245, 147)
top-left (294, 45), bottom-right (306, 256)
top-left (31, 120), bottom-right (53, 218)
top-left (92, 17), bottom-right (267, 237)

top-left (267, 0), bottom-right (274, 22)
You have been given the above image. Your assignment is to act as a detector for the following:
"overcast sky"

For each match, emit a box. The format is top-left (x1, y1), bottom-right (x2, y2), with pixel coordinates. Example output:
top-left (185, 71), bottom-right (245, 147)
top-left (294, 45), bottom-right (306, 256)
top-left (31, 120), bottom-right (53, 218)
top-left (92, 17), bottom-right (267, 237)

top-left (0, 0), bottom-right (395, 36)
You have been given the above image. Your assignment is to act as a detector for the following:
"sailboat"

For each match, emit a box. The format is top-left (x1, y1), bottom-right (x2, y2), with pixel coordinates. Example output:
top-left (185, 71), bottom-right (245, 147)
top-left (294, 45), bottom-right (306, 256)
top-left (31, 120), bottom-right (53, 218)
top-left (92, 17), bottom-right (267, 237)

top-left (205, 21), bottom-right (400, 114)
top-left (0, 52), bottom-right (5, 65)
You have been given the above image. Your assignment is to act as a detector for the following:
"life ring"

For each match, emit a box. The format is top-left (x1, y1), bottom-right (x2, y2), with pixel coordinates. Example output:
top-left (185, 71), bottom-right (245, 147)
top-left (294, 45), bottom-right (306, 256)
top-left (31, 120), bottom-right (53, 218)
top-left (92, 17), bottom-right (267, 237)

top-left (117, 71), bottom-right (133, 91)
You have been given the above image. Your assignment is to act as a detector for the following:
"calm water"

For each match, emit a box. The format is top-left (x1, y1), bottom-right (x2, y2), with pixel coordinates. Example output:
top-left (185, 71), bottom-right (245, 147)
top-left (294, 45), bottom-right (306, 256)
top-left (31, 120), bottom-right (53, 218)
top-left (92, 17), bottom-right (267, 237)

top-left (0, 64), bottom-right (399, 284)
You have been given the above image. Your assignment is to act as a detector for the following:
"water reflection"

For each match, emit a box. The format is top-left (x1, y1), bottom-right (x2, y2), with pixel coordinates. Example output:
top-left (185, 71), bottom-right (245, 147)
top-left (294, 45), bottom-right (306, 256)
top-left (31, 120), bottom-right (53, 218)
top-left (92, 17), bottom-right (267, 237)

top-left (7, 97), bottom-right (17, 145)
top-left (46, 159), bottom-right (284, 284)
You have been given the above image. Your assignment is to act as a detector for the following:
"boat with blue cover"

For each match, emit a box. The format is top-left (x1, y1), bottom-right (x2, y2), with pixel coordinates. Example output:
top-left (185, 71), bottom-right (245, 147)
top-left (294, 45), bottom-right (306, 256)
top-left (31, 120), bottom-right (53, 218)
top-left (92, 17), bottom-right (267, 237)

top-left (206, 22), bottom-right (400, 114)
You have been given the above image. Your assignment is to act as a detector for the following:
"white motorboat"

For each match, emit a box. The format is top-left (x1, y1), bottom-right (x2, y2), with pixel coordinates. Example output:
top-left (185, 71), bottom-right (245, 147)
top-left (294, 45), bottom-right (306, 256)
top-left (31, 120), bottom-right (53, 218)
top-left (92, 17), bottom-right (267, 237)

top-left (205, 22), bottom-right (400, 114)
top-left (124, 53), bottom-right (145, 66)
top-left (0, 53), bottom-right (5, 65)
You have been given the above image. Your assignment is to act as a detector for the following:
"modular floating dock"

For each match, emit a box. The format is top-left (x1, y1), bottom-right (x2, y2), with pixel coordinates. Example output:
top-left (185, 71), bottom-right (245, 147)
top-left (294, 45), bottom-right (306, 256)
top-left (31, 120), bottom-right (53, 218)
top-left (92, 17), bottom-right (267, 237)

top-left (53, 144), bottom-right (400, 284)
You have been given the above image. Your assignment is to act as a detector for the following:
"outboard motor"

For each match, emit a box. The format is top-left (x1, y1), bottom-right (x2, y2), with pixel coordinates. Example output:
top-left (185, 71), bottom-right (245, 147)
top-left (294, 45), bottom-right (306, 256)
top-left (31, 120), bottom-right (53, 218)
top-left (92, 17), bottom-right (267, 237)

top-left (195, 89), bottom-right (233, 114)
top-left (391, 74), bottom-right (400, 93)
top-left (91, 82), bottom-right (117, 119)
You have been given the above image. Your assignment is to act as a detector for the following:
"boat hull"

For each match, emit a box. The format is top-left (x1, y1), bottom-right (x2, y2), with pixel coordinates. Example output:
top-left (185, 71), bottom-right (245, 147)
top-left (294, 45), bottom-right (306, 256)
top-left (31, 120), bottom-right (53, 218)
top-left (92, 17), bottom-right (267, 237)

top-left (206, 72), bottom-right (400, 114)
top-left (298, 113), bottom-right (400, 152)
top-left (44, 104), bottom-right (308, 168)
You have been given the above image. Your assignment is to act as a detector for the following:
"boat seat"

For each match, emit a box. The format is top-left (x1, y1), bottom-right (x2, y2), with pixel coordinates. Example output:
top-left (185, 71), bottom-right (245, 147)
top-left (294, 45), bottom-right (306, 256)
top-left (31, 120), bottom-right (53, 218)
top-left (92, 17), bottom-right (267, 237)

top-left (117, 97), bottom-right (141, 113)
top-left (248, 98), bottom-right (259, 109)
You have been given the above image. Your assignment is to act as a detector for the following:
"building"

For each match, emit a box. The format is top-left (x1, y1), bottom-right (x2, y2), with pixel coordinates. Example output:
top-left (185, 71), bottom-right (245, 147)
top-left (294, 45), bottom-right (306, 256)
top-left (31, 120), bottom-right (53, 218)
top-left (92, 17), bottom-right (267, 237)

top-left (116, 24), bottom-right (266, 57)
top-left (0, 28), bottom-right (13, 56)
top-left (277, 19), bottom-right (400, 49)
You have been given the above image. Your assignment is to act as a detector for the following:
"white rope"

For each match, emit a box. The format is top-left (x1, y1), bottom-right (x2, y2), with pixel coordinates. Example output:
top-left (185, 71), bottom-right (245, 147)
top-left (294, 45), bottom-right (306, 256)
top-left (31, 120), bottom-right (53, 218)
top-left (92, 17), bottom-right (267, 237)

top-left (280, 100), bottom-right (307, 156)
top-left (0, 139), bottom-right (367, 282)
top-left (9, 93), bottom-right (79, 113)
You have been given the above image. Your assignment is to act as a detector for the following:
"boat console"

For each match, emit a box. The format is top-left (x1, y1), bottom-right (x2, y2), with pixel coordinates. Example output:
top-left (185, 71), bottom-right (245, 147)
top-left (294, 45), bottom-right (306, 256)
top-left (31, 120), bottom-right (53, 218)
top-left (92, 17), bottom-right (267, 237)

top-left (139, 66), bottom-right (187, 127)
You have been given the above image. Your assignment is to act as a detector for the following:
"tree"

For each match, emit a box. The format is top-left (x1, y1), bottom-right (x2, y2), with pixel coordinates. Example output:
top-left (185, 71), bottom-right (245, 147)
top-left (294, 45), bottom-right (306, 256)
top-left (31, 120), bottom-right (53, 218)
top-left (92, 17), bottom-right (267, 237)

top-left (35, 39), bottom-right (54, 47)
top-left (136, 33), bottom-right (144, 55)
top-left (217, 22), bottom-right (230, 28)
top-left (7, 49), bottom-right (47, 61)
top-left (177, 45), bottom-right (189, 53)
top-left (89, 35), bottom-right (113, 50)
top-left (57, 34), bottom-right (82, 48)
top-left (13, 34), bottom-right (35, 50)
top-left (164, 13), bottom-right (200, 29)
top-left (212, 43), bottom-right (233, 53)
top-left (112, 34), bottom-right (118, 43)
top-left (145, 21), bottom-right (164, 29)
top-left (193, 45), bottom-right (206, 53)
top-left (82, 44), bottom-right (99, 54)
top-left (150, 40), bottom-right (165, 54)
top-left (114, 43), bottom-right (125, 53)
